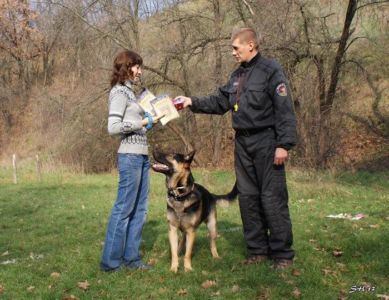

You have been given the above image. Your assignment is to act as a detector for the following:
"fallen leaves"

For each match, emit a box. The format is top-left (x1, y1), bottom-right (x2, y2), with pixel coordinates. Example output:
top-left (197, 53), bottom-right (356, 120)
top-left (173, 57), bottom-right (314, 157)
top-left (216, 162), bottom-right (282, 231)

top-left (27, 286), bottom-right (35, 292)
top-left (1, 251), bottom-right (9, 256)
top-left (369, 224), bottom-right (380, 229)
top-left (322, 268), bottom-right (337, 276)
top-left (332, 249), bottom-right (343, 257)
top-left (376, 294), bottom-right (389, 300)
top-left (201, 280), bottom-right (217, 289)
top-left (291, 269), bottom-right (301, 277)
top-left (292, 287), bottom-right (301, 298)
top-left (77, 280), bottom-right (90, 290)
top-left (50, 272), bottom-right (61, 278)
top-left (0, 285), bottom-right (4, 294)
top-left (231, 284), bottom-right (240, 293)
top-left (177, 288), bottom-right (187, 296)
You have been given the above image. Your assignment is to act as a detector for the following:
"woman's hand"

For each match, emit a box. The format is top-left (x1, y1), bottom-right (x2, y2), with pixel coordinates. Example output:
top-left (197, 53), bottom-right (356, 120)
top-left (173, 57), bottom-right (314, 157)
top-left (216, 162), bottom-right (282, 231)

top-left (151, 113), bottom-right (165, 124)
top-left (142, 113), bottom-right (165, 127)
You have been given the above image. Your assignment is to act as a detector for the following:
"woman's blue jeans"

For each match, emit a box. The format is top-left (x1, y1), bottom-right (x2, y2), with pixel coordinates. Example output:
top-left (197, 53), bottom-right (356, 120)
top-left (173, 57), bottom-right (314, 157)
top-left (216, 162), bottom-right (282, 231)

top-left (100, 153), bottom-right (149, 271)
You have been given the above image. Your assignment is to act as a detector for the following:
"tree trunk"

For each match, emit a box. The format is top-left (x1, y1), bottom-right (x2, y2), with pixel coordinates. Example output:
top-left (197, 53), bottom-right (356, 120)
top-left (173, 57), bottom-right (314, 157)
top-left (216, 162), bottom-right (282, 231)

top-left (324, 0), bottom-right (357, 112)
top-left (210, 0), bottom-right (225, 166)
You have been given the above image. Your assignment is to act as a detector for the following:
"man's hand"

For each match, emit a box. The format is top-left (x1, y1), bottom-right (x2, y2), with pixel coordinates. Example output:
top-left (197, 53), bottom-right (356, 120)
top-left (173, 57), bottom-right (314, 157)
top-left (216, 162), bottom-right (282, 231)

top-left (274, 147), bottom-right (288, 165)
top-left (174, 96), bottom-right (192, 108)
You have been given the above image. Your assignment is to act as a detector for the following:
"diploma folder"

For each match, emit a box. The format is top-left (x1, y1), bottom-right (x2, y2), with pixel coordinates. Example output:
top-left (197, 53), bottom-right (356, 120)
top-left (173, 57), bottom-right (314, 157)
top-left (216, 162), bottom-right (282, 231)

top-left (137, 89), bottom-right (179, 126)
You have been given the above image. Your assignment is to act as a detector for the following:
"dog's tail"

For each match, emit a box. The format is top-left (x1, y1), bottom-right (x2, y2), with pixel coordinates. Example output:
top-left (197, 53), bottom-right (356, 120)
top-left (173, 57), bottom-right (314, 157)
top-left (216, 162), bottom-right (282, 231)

top-left (212, 182), bottom-right (238, 207)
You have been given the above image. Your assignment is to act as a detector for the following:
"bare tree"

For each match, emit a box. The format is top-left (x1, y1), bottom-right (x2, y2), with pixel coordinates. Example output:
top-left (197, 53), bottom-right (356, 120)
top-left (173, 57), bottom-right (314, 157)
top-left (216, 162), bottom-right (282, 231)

top-left (238, 0), bottom-right (388, 167)
top-left (342, 60), bottom-right (388, 139)
top-left (0, 0), bottom-right (43, 89)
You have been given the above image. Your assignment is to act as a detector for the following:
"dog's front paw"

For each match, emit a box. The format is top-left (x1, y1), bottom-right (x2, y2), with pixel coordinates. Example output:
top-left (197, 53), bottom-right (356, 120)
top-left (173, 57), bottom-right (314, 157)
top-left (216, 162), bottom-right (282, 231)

top-left (184, 265), bottom-right (193, 272)
top-left (184, 259), bottom-right (193, 272)
top-left (211, 249), bottom-right (220, 258)
top-left (170, 264), bottom-right (178, 273)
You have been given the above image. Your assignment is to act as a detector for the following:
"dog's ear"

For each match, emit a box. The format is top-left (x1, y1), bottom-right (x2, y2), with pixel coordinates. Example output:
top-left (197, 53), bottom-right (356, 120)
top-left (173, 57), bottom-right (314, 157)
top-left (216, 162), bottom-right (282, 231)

top-left (184, 150), bottom-right (196, 163)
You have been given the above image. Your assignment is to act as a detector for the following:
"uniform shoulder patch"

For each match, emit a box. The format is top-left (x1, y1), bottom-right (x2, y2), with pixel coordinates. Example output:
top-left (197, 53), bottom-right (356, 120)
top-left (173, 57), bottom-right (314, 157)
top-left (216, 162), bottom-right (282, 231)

top-left (276, 83), bottom-right (288, 96)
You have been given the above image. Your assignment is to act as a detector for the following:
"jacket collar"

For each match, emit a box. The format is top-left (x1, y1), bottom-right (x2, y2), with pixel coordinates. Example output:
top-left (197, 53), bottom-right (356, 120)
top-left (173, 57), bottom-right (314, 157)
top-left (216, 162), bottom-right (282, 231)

top-left (241, 52), bottom-right (260, 69)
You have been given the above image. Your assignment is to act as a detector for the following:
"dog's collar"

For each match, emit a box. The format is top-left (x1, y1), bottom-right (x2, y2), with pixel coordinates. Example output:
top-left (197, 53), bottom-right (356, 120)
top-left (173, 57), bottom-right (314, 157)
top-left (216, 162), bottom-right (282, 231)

top-left (168, 184), bottom-right (195, 200)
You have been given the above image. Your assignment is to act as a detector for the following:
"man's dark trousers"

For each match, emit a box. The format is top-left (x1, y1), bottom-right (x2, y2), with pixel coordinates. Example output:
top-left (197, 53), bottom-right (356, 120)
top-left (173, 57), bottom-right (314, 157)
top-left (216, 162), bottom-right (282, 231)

top-left (235, 128), bottom-right (294, 260)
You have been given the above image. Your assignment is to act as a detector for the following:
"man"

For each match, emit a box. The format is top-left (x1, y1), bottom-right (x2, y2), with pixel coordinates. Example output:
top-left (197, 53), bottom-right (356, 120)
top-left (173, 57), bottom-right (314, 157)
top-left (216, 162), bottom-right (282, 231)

top-left (175, 28), bottom-right (297, 269)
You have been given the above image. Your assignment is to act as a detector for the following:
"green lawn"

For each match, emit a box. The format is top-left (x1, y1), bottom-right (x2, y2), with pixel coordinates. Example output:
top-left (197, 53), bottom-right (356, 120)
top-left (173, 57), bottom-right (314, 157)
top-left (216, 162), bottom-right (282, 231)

top-left (0, 167), bottom-right (388, 299)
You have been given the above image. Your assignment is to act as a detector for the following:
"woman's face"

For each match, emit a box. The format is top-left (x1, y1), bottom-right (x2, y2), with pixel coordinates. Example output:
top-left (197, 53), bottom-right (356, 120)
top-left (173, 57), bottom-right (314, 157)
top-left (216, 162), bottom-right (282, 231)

top-left (131, 64), bottom-right (142, 82)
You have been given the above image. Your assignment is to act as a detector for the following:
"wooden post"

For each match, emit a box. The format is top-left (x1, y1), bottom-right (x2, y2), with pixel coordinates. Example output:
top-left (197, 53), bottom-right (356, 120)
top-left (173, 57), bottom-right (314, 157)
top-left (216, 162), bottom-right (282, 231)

top-left (36, 154), bottom-right (42, 182)
top-left (12, 154), bottom-right (17, 184)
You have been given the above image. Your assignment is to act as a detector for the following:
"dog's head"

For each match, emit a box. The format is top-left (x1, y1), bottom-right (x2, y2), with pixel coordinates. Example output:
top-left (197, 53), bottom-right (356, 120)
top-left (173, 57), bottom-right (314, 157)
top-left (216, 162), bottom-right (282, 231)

top-left (152, 150), bottom-right (195, 189)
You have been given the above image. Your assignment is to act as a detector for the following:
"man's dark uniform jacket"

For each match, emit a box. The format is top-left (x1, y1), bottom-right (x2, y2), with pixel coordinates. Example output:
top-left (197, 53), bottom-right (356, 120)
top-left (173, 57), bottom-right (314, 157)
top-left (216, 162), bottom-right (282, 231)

top-left (189, 53), bottom-right (297, 260)
top-left (190, 53), bottom-right (297, 150)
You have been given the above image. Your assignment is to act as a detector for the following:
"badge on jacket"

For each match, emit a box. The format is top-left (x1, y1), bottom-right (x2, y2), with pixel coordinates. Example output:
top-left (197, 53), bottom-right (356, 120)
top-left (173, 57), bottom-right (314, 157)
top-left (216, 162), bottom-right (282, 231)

top-left (276, 83), bottom-right (288, 96)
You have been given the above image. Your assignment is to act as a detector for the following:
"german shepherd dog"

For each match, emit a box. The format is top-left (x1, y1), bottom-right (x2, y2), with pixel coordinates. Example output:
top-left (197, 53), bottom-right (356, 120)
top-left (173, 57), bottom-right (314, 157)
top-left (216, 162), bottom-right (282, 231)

top-left (152, 150), bottom-right (237, 272)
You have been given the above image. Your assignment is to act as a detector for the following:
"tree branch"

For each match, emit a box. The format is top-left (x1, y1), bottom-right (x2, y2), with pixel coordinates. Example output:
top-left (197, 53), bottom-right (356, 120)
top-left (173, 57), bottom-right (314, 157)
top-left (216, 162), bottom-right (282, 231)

top-left (48, 1), bottom-right (129, 49)
top-left (142, 65), bottom-right (188, 94)
top-left (344, 59), bottom-right (387, 124)
top-left (241, 0), bottom-right (256, 16)
top-left (356, 0), bottom-right (389, 11)
top-left (342, 111), bottom-right (388, 138)
top-left (344, 36), bottom-right (369, 52)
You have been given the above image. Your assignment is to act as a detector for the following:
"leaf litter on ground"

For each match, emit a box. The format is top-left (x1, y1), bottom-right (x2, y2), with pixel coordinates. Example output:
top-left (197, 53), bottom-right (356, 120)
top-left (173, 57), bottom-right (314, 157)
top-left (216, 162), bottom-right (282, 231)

top-left (77, 280), bottom-right (90, 290)
top-left (50, 272), bottom-right (61, 278)
top-left (177, 288), bottom-right (187, 296)
top-left (201, 280), bottom-right (217, 289)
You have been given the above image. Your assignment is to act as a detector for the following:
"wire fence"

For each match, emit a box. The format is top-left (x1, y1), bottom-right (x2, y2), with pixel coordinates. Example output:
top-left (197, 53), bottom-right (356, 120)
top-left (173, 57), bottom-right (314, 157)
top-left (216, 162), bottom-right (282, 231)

top-left (0, 153), bottom-right (89, 185)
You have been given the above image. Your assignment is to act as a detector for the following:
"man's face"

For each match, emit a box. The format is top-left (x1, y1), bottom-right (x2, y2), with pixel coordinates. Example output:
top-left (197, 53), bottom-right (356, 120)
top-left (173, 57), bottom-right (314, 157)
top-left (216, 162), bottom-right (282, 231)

top-left (232, 38), bottom-right (254, 63)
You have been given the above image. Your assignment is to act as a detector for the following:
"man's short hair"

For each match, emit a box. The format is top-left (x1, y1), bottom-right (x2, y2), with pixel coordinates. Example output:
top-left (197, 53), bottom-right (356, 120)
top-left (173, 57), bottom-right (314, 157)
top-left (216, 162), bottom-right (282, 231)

top-left (231, 28), bottom-right (259, 50)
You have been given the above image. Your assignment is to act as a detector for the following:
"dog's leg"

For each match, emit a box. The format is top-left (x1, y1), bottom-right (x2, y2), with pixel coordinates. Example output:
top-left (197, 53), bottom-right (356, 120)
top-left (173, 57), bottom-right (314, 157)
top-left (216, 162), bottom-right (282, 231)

top-left (184, 229), bottom-right (196, 272)
top-left (207, 209), bottom-right (220, 258)
top-left (178, 232), bottom-right (186, 255)
top-left (169, 224), bottom-right (179, 273)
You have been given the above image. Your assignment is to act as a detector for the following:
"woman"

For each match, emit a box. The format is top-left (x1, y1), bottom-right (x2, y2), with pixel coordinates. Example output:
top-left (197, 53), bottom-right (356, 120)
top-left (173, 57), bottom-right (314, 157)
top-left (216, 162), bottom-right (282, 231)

top-left (100, 50), bottom-right (161, 272)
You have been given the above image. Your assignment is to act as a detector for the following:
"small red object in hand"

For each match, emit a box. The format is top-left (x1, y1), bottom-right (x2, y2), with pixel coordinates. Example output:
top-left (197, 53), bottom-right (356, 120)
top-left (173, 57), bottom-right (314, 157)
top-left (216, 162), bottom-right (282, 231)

top-left (173, 98), bottom-right (185, 110)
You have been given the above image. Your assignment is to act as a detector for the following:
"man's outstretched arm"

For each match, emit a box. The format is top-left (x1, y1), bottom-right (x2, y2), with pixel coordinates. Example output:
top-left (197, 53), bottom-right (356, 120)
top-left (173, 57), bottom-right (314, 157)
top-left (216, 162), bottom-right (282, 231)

top-left (175, 84), bottom-right (231, 115)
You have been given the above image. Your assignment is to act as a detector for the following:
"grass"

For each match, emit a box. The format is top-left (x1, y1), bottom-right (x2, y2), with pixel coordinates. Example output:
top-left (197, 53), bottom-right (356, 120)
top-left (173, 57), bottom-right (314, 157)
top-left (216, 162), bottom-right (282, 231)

top-left (0, 166), bottom-right (388, 299)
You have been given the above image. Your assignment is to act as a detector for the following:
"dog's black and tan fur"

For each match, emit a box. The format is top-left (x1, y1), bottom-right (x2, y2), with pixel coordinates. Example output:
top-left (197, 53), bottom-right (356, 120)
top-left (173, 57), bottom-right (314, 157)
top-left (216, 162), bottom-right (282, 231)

top-left (152, 150), bottom-right (237, 272)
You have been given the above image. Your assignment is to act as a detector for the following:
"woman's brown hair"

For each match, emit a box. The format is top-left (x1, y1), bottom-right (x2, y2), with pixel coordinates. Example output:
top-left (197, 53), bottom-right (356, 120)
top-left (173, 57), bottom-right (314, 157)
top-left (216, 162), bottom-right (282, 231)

top-left (110, 50), bottom-right (143, 88)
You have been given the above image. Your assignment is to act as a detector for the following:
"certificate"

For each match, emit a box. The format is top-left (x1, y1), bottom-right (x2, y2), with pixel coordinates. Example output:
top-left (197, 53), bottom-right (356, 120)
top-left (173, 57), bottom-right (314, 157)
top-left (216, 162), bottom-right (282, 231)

top-left (151, 95), bottom-right (180, 126)
top-left (137, 89), bottom-right (179, 125)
